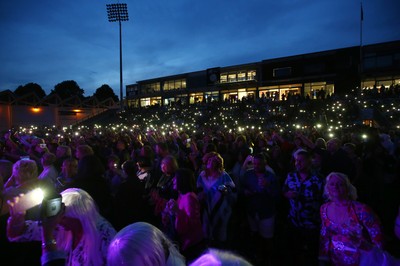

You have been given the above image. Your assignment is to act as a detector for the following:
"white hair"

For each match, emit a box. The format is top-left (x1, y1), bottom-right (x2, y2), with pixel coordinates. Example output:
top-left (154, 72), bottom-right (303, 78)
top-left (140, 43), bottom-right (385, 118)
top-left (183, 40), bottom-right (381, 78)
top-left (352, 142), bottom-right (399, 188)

top-left (57, 188), bottom-right (103, 265)
top-left (324, 172), bottom-right (358, 201)
top-left (12, 159), bottom-right (38, 184)
top-left (190, 248), bottom-right (253, 266)
top-left (107, 222), bottom-right (186, 266)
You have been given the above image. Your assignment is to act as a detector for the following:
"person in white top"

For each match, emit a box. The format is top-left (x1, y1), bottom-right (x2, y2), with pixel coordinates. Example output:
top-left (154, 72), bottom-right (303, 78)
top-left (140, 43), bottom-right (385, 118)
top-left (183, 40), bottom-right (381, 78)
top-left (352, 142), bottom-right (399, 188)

top-left (38, 152), bottom-right (59, 187)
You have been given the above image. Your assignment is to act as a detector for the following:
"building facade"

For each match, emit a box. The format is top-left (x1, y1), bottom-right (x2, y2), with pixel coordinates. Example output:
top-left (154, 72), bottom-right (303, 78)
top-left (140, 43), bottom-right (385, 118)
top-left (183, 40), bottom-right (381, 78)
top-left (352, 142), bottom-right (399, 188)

top-left (126, 40), bottom-right (400, 108)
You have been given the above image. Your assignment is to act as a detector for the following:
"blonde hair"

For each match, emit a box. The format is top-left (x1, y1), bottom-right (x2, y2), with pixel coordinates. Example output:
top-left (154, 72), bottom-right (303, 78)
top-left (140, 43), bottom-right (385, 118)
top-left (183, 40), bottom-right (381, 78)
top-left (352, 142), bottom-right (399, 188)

top-left (107, 222), bottom-right (185, 266)
top-left (206, 152), bottom-right (224, 173)
top-left (57, 188), bottom-right (103, 265)
top-left (12, 159), bottom-right (38, 185)
top-left (324, 172), bottom-right (357, 201)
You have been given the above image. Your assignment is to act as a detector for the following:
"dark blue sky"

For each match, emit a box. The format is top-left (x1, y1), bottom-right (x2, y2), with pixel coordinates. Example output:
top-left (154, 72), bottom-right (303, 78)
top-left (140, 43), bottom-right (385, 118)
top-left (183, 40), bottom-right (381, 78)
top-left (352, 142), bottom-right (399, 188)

top-left (1, 0), bottom-right (399, 97)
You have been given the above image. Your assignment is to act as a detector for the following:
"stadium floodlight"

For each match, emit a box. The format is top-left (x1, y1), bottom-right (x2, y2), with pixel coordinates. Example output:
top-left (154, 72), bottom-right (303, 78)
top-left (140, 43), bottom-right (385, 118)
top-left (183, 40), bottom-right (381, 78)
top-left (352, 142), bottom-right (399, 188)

top-left (106, 3), bottom-right (129, 111)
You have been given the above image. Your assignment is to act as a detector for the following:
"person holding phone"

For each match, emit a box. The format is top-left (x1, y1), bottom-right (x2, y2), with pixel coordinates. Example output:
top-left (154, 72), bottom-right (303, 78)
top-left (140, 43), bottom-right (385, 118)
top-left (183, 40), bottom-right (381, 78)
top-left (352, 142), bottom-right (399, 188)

top-left (7, 188), bottom-right (116, 266)
top-left (40, 203), bottom-right (67, 266)
top-left (6, 191), bottom-right (67, 266)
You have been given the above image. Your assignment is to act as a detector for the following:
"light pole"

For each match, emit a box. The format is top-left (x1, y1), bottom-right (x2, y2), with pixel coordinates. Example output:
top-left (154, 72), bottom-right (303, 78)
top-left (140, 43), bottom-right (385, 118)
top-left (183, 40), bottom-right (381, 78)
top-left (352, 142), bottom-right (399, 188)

top-left (106, 3), bottom-right (129, 111)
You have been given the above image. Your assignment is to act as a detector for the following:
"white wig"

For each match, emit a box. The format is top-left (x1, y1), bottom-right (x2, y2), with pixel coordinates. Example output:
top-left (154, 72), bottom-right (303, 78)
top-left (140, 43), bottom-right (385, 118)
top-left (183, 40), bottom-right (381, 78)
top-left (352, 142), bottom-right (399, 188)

top-left (107, 222), bottom-right (185, 266)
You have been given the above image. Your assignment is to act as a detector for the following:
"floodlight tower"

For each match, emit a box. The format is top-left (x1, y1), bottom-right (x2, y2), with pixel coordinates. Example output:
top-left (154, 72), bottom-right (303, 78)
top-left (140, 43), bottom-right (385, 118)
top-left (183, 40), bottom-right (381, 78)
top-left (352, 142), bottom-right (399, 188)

top-left (106, 3), bottom-right (129, 111)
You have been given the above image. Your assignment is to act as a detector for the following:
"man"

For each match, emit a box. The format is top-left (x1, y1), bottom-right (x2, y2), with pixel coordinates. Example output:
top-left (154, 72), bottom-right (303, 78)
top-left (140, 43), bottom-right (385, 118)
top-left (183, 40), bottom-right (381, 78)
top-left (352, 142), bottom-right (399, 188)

top-left (240, 153), bottom-right (280, 265)
top-left (282, 150), bottom-right (324, 266)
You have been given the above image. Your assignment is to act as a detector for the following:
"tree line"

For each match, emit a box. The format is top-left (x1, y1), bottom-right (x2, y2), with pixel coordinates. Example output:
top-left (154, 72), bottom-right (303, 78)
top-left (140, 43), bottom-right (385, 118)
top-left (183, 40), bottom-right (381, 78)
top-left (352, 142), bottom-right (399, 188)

top-left (12, 80), bottom-right (119, 102)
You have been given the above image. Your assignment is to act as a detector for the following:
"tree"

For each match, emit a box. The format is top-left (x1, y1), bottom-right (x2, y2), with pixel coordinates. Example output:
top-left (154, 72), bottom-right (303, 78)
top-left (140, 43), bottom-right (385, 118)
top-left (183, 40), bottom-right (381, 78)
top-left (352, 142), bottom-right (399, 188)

top-left (50, 80), bottom-right (85, 99)
top-left (14, 83), bottom-right (46, 98)
top-left (93, 84), bottom-right (119, 102)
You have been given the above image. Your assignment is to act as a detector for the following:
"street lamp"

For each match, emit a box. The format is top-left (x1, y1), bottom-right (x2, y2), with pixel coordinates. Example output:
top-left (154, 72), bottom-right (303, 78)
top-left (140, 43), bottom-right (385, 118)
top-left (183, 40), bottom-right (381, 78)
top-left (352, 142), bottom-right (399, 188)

top-left (106, 3), bottom-right (129, 111)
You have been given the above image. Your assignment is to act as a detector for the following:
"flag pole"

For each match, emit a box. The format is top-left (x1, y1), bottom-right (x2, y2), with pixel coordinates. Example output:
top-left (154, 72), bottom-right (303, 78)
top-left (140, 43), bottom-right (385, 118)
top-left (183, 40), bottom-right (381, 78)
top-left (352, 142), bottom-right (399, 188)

top-left (360, 2), bottom-right (363, 47)
top-left (359, 1), bottom-right (364, 92)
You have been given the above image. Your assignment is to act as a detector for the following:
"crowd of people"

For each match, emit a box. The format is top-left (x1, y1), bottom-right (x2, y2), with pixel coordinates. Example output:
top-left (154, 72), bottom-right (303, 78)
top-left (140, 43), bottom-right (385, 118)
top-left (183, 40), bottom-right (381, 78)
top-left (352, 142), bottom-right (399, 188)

top-left (0, 90), bottom-right (400, 265)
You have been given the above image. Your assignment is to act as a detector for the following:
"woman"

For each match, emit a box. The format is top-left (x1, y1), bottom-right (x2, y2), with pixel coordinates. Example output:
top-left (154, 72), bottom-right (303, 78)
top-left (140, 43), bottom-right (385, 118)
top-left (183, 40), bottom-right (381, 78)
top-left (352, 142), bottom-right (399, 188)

top-left (197, 152), bottom-right (236, 248)
top-left (151, 155), bottom-right (179, 217)
top-left (4, 159), bottom-right (42, 197)
top-left (163, 168), bottom-right (205, 263)
top-left (319, 172), bottom-right (384, 266)
top-left (107, 222), bottom-right (186, 266)
top-left (55, 157), bottom-right (78, 193)
top-left (7, 188), bottom-right (117, 266)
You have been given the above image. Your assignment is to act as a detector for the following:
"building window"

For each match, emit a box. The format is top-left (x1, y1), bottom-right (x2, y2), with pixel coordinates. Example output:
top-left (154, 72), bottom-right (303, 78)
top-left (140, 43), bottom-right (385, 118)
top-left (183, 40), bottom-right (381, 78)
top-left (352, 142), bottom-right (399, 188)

top-left (220, 74), bottom-right (228, 83)
top-left (140, 98), bottom-right (151, 107)
top-left (248, 70), bottom-right (256, 80)
top-left (238, 73), bottom-right (246, 81)
top-left (228, 74), bottom-right (237, 83)
top-left (164, 79), bottom-right (186, 91)
top-left (127, 99), bottom-right (140, 108)
top-left (220, 70), bottom-right (257, 83)
top-left (141, 83), bottom-right (160, 94)
top-left (189, 93), bottom-right (204, 104)
top-left (273, 67), bottom-right (292, 77)
top-left (304, 82), bottom-right (334, 99)
top-left (205, 91), bottom-right (219, 102)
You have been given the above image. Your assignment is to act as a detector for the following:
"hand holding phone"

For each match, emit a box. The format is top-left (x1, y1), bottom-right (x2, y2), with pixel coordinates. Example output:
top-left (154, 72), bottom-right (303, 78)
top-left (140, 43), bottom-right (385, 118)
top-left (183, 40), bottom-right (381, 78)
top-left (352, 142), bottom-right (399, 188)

top-left (42, 197), bottom-right (63, 218)
top-left (10, 188), bottom-right (44, 214)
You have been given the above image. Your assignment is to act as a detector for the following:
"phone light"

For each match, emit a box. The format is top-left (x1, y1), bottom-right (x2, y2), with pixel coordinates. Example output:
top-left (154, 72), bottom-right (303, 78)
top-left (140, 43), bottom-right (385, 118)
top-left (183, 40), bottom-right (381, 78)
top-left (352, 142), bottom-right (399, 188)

top-left (31, 188), bottom-right (44, 203)
top-left (14, 188), bottom-right (44, 213)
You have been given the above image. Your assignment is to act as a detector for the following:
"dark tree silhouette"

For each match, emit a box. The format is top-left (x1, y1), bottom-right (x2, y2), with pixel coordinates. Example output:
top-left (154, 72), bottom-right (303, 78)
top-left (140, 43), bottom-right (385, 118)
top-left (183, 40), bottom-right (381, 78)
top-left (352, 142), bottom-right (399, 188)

top-left (93, 84), bottom-right (119, 102)
top-left (14, 83), bottom-right (46, 98)
top-left (50, 80), bottom-right (85, 99)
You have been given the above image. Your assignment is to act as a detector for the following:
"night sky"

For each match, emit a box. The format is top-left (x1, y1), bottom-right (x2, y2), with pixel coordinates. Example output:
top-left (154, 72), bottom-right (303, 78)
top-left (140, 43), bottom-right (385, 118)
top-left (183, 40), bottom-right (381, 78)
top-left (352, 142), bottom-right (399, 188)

top-left (1, 0), bottom-right (399, 97)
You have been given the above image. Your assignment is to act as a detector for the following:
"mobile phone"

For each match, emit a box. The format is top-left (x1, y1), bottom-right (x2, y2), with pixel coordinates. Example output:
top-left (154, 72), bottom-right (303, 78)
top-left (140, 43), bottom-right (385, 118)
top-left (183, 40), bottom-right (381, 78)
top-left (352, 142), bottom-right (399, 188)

top-left (39, 143), bottom-right (47, 148)
top-left (43, 197), bottom-right (62, 217)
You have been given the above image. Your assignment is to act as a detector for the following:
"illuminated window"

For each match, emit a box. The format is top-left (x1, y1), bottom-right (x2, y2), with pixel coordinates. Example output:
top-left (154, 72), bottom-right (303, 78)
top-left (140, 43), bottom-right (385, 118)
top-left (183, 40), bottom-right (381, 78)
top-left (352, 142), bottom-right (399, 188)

top-left (164, 81), bottom-right (173, 91)
top-left (163, 79), bottom-right (186, 91)
top-left (220, 70), bottom-right (256, 83)
top-left (140, 98), bottom-right (152, 107)
top-left (238, 73), bottom-right (246, 81)
top-left (220, 75), bottom-right (228, 83)
top-left (248, 70), bottom-right (256, 80)
top-left (189, 93), bottom-right (203, 104)
top-left (228, 74), bottom-right (236, 82)
top-left (150, 97), bottom-right (161, 106)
